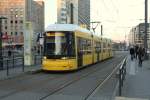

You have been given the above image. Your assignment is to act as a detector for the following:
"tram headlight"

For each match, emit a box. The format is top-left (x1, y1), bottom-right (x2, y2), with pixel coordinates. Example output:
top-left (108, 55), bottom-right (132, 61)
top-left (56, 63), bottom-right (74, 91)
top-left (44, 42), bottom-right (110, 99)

top-left (43, 56), bottom-right (47, 59)
top-left (61, 57), bottom-right (67, 60)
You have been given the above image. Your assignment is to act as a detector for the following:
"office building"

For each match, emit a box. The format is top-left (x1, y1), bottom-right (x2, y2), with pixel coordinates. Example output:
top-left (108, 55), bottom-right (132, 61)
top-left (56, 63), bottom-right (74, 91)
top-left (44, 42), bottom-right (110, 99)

top-left (57, 0), bottom-right (90, 29)
top-left (128, 23), bottom-right (150, 49)
top-left (0, 0), bottom-right (44, 47)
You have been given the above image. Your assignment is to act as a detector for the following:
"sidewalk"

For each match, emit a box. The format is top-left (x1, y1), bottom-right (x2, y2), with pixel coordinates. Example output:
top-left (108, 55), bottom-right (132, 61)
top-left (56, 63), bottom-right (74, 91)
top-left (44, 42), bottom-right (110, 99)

top-left (116, 55), bottom-right (150, 100)
top-left (0, 64), bottom-right (42, 81)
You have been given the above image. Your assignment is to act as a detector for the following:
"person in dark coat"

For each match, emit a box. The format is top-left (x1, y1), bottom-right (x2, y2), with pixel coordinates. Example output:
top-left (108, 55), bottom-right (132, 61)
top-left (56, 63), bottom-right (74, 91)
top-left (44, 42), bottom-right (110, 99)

top-left (8, 50), bottom-right (12, 57)
top-left (138, 47), bottom-right (145, 66)
top-left (135, 45), bottom-right (139, 59)
top-left (130, 46), bottom-right (135, 60)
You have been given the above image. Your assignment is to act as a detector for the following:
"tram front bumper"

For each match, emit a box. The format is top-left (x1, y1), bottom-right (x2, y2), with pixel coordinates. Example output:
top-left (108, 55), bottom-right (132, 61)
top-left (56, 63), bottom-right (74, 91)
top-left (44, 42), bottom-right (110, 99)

top-left (42, 59), bottom-right (77, 71)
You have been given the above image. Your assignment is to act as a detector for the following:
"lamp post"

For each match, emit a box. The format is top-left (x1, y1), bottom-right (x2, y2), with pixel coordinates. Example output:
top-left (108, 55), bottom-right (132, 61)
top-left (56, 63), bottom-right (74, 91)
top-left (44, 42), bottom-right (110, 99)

top-left (0, 16), bottom-right (7, 69)
top-left (144, 0), bottom-right (148, 59)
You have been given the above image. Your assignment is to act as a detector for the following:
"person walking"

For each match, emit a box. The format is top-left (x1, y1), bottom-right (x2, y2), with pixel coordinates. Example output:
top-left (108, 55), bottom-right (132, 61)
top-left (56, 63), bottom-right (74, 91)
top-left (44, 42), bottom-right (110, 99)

top-left (130, 46), bottom-right (135, 61)
top-left (135, 45), bottom-right (139, 59)
top-left (138, 47), bottom-right (145, 66)
top-left (8, 50), bottom-right (12, 57)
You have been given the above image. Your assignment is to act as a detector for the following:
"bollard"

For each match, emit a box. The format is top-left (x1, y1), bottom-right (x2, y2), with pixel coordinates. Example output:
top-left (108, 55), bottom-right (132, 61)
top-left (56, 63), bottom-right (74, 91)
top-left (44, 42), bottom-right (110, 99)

top-left (6, 59), bottom-right (9, 76)
top-left (40, 55), bottom-right (42, 64)
top-left (13, 54), bottom-right (14, 68)
top-left (119, 68), bottom-right (122, 96)
top-left (118, 57), bottom-right (127, 96)
top-left (34, 55), bottom-right (36, 65)
top-left (0, 59), bottom-right (3, 70)
top-left (121, 69), bottom-right (124, 86)
top-left (22, 56), bottom-right (24, 72)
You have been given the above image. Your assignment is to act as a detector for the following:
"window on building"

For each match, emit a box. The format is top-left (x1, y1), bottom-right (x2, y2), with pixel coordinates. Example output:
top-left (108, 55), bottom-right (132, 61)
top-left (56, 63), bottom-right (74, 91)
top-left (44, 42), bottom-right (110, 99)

top-left (20, 14), bottom-right (23, 18)
top-left (15, 32), bottom-right (18, 35)
top-left (15, 8), bottom-right (18, 11)
top-left (20, 32), bottom-right (23, 35)
top-left (20, 8), bottom-right (23, 11)
top-left (20, 8), bottom-right (23, 13)
top-left (20, 26), bottom-right (23, 29)
top-left (5, 26), bottom-right (7, 30)
top-left (10, 20), bottom-right (13, 24)
top-left (10, 8), bottom-right (13, 12)
top-left (15, 20), bottom-right (18, 24)
top-left (11, 32), bottom-right (13, 35)
top-left (61, 13), bottom-right (65, 16)
top-left (15, 14), bottom-right (18, 18)
top-left (15, 26), bottom-right (17, 30)
top-left (20, 20), bottom-right (23, 24)
top-left (5, 20), bottom-right (7, 24)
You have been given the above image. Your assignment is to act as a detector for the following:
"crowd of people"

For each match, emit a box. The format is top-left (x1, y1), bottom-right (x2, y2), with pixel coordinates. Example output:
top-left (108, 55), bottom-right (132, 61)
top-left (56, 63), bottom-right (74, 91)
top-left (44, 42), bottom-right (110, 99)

top-left (129, 45), bottom-right (145, 66)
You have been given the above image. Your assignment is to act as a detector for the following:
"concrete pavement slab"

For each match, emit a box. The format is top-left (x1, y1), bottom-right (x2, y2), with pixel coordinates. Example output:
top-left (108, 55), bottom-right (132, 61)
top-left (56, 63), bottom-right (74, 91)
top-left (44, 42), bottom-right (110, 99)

top-left (121, 55), bottom-right (150, 99)
top-left (116, 97), bottom-right (149, 100)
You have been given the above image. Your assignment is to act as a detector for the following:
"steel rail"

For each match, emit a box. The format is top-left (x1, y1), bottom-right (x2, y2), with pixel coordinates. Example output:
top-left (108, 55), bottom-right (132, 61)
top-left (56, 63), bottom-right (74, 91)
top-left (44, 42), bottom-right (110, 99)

top-left (40, 55), bottom-right (125, 100)
top-left (84, 56), bottom-right (127, 100)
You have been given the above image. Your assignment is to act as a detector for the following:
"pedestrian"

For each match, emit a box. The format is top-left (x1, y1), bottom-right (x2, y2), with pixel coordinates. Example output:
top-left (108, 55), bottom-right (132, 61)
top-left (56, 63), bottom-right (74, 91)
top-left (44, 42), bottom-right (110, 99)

top-left (8, 50), bottom-right (12, 57)
top-left (138, 47), bottom-right (145, 66)
top-left (130, 46), bottom-right (135, 61)
top-left (135, 45), bottom-right (139, 59)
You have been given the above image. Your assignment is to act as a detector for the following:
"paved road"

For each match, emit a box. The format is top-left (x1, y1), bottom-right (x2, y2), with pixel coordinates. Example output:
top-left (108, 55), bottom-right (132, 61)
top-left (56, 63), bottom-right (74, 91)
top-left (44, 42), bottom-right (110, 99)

top-left (0, 52), bottom-right (127, 100)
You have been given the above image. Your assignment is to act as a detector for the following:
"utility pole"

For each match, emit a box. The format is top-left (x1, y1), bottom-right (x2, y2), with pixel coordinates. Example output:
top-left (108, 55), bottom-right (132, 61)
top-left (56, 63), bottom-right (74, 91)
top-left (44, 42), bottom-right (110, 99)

top-left (144, 0), bottom-right (148, 59)
top-left (0, 17), bottom-right (7, 69)
top-left (101, 25), bottom-right (103, 36)
top-left (70, 3), bottom-right (74, 24)
top-left (90, 21), bottom-right (101, 33)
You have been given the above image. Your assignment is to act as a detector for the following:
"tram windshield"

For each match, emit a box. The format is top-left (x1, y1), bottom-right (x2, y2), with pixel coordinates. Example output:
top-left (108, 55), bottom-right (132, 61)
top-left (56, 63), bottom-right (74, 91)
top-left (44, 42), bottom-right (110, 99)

top-left (44, 31), bottom-right (75, 58)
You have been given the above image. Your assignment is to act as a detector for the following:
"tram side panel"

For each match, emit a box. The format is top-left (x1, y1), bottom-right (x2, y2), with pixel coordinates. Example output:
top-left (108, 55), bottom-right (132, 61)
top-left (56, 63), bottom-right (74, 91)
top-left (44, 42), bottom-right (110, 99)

top-left (75, 32), bottom-right (93, 69)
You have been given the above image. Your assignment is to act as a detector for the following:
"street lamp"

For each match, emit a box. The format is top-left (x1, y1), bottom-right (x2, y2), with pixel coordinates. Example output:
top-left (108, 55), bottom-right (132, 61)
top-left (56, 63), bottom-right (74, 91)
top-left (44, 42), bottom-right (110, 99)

top-left (144, 0), bottom-right (148, 59)
top-left (0, 16), bottom-right (7, 69)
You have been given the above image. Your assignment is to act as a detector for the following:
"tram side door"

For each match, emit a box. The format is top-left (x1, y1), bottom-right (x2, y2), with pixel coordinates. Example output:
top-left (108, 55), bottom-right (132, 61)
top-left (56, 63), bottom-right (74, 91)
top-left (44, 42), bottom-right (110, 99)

top-left (77, 51), bottom-right (83, 67)
top-left (77, 38), bottom-right (83, 67)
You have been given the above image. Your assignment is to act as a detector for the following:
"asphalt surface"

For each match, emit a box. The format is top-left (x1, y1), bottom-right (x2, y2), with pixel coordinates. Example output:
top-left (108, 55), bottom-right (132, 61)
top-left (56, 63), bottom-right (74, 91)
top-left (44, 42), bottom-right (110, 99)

top-left (0, 52), bottom-right (127, 100)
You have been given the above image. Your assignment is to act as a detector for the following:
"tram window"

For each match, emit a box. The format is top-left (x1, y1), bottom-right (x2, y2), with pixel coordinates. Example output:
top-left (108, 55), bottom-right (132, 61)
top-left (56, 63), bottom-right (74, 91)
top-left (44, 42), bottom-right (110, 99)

top-left (103, 43), bottom-right (106, 48)
top-left (67, 33), bottom-right (75, 56)
top-left (77, 38), bottom-right (92, 54)
top-left (95, 42), bottom-right (101, 53)
top-left (103, 49), bottom-right (105, 53)
top-left (86, 40), bottom-right (92, 54)
top-left (44, 31), bottom-right (75, 58)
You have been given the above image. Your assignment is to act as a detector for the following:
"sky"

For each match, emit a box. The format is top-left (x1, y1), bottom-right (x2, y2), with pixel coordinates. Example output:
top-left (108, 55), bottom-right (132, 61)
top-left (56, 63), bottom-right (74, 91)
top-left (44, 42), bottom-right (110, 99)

top-left (44, 0), bottom-right (150, 42)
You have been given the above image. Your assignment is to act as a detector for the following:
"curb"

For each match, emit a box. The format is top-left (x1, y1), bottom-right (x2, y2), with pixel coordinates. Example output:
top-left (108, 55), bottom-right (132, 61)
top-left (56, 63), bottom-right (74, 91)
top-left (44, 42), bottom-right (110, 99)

top-left (27, 68), bottom-right (42, 74)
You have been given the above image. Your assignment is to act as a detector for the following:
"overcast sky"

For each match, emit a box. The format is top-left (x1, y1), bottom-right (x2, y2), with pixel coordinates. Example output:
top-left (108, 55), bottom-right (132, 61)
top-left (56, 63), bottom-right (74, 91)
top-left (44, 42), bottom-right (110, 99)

top-left (44, 0), bottom-right (149, 41)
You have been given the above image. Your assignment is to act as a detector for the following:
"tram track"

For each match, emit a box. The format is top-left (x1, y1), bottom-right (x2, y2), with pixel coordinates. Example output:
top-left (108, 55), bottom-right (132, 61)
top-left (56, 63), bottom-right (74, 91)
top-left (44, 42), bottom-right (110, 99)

top-left (0, 53), bottom-right (126, 100)
top-left (40, 54), bottom-right (126, 100)
top-left (0, 73), bottom-right (68, 99)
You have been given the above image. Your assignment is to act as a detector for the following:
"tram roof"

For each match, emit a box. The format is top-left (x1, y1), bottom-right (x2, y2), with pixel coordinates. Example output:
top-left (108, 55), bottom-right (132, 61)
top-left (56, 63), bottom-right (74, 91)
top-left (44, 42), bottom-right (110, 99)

top-left (45, 24), bottom-right (91, 34)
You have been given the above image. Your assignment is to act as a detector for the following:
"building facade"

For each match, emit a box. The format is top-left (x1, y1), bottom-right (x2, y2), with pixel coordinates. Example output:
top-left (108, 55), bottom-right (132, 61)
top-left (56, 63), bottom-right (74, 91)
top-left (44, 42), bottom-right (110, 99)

top-left (57, 0), bottom-right (90, 29)
top-left (78, 0), bottom-right (90, 29)
top-left (0, 0), bottom-right (25, 47)
top-left (0, 0), bottom-right (44, 48)
top-left (128, 23), bottom-right (150, 49)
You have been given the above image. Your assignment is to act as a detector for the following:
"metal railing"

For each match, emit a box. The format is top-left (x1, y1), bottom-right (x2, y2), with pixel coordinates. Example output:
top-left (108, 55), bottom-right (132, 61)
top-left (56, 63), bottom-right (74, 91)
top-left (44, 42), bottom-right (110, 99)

top-left (0, 53), bottom-right (43, 77)
top-left (118, 57), bottom-right (127, 96)
top-left (0, 56), bottom-right (24, 76)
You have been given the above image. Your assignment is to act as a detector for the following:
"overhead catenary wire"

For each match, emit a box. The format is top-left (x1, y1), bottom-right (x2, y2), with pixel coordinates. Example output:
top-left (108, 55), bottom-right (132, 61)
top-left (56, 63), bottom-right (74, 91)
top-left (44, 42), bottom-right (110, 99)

top-left (73, 6), bottom-right (90, 24)
top-left (65, 3), bottom-right (90, 29)
top-left (71, 6), bottom-right (90, 29)
top-left (65, 1), bottom-right (90, 25)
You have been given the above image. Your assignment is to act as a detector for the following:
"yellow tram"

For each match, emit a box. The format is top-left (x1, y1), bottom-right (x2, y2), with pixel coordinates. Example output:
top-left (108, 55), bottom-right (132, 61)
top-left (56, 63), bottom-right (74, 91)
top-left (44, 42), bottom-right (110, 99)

top-left (42, 24), bottom-right (113, 71)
